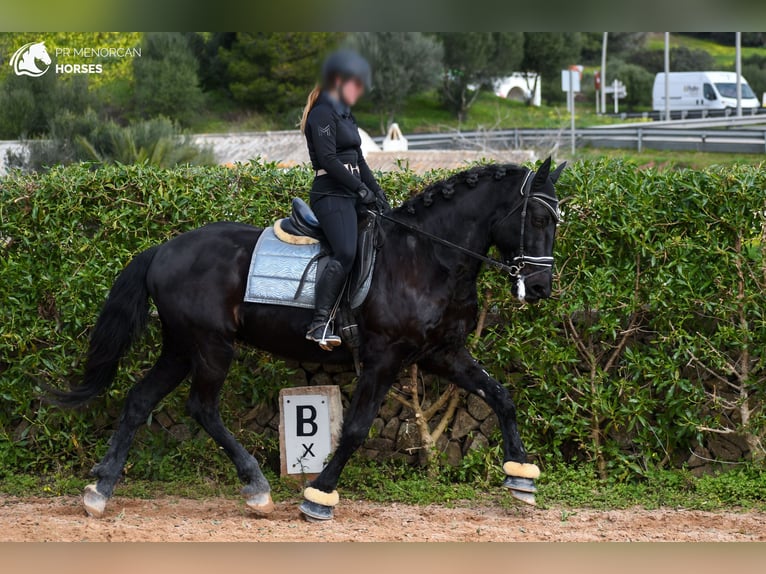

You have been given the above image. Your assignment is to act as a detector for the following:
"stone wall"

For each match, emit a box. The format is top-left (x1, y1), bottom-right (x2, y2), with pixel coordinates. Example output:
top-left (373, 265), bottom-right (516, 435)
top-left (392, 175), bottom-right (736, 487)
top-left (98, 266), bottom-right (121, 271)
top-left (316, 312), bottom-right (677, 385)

top-left (220, 361), bottom-right (499, 469)
top-left (136, 362), bottom-right (755, 474)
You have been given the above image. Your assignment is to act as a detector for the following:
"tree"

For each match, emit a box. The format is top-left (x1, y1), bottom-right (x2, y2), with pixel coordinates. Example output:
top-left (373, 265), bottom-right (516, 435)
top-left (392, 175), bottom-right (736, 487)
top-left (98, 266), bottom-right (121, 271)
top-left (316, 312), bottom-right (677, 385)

top-left (607, 59), bottom-right (655, 110)
top-left (580, 33), bottom-right (648, 62)
top-left (628, 46), bottom-right (714, 74)
top-left (438, 32), bottom-right (524, 121)
top-left (133, 33), bottom-right (204, 125)
top-left (345, 32), bottom-right (443, 133)
top-left (220, 32), bottom-right (340, 116)
top-left (520, 33), bottom-right (582, 105)
top-left (0, 71), bottom-right (90, 139)
top-left (743, 55), bottom-right (766, 101)
top-left (682, 32), bottom-right (766, 47)
top-left (184, 32), bottom-right (236, 93)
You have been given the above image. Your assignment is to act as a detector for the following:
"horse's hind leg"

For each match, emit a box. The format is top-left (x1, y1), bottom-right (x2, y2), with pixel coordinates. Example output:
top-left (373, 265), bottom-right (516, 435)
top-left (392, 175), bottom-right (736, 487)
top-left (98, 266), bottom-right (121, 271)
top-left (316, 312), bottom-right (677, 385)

top-left (85, 344), bottom-right (190, 517)
top-left (186, 335), bottom-right (274, 516)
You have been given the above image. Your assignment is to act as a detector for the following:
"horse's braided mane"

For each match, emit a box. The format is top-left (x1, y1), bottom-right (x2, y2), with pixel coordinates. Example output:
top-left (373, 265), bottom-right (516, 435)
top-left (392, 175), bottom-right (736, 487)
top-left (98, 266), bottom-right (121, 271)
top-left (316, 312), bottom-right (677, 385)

top-left (400, 163), bottom-right (526, 215)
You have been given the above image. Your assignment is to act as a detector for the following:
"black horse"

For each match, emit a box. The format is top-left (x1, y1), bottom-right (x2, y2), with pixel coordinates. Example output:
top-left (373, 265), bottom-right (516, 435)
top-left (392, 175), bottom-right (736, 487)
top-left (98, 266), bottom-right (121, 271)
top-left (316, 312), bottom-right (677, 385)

top-left (53, 158), bottom-right (564, 520)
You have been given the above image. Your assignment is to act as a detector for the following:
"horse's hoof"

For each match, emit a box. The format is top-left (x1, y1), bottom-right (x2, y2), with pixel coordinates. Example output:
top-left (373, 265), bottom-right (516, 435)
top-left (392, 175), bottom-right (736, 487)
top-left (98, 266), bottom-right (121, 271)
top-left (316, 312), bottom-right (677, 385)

top-left (245, 492), bottom-right (275, 517)
top-left (83, 483), bottom-right (108, 518)
top-left (510, 489), bottom-right (537, 506)
top-left (503, 476), bottom-right (537, 493)
top-left (299, 500), bottom-right (334, 521)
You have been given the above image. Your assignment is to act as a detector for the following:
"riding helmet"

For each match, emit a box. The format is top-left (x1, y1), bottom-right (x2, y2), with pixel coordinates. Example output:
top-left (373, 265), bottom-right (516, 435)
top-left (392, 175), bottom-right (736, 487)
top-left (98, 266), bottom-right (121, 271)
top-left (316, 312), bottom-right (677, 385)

top-left (321, 49), bottom-right (372, 91)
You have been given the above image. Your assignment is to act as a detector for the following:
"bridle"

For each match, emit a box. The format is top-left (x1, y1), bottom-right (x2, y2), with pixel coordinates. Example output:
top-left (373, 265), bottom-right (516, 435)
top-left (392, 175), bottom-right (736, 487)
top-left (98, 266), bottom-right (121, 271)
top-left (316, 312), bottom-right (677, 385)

top-left (496, 169), bottom-right (560, 298)
top-left (374, 168), bottom-right (560, 300)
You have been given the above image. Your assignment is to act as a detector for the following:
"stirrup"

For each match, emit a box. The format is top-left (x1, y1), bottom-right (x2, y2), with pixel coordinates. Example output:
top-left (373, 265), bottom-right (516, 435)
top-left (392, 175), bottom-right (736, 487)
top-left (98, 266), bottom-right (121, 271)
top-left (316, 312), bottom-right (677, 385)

top-left (306, 321), bottom-right (342, 351)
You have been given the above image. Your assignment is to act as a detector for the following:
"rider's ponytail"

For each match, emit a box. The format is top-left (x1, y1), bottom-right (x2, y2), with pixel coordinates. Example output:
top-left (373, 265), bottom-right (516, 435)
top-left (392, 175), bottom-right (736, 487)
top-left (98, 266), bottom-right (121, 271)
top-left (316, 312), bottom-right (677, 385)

top-left (299, 84), bottom-right (321, 133)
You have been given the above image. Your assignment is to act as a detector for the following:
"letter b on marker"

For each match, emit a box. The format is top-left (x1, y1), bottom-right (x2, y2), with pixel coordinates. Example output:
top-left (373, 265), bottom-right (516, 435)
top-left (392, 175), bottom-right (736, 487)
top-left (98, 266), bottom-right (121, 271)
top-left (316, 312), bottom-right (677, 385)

top-left (296, 405), bottom-right (318, 436)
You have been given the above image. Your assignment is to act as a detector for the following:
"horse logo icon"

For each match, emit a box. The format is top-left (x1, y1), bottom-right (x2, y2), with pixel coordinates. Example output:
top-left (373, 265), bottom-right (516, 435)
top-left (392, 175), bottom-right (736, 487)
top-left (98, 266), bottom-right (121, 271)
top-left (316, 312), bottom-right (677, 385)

top-left (9, 41), bottom-right (52, 77)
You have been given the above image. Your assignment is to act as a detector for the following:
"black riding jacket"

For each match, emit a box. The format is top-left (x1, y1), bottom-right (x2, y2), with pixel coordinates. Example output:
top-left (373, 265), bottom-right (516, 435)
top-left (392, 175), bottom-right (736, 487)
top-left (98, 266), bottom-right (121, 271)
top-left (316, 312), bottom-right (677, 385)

top-left (305, 91), bottom-right (382, 197)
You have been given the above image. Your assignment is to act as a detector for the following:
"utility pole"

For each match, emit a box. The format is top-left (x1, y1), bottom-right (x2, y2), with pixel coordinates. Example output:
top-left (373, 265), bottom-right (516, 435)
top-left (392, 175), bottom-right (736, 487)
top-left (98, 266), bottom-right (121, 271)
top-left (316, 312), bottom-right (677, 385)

top-left (600, 32), bottom-right (608, 116)
top-left (664, 32), bottom-right (671, 122)
top-left (569, 68), bottom-right (576, 156)
top-left (736, 32), bottom-right (743, 117)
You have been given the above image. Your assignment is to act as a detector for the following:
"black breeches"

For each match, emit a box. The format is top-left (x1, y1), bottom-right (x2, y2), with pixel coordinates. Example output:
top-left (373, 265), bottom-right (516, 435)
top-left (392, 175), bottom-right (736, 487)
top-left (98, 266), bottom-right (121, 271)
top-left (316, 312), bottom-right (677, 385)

top-left (310, 194), bottom-right (358, 274)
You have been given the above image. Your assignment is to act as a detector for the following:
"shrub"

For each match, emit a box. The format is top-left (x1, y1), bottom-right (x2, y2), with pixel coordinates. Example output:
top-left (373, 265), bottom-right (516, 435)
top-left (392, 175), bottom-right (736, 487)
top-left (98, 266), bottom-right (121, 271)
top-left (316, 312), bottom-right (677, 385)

top-left (1, 160), bottom-right (765, 482)
top-left (15, 115), bottom-right (213, 172)
top-left (487, 160), bottom-right (766, 476)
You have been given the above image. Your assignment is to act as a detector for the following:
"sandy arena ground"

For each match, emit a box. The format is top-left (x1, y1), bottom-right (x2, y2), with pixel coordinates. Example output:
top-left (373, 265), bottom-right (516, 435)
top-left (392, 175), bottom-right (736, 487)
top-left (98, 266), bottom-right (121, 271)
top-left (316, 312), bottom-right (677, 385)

top-left (1, 496), bottom-right (765, 542)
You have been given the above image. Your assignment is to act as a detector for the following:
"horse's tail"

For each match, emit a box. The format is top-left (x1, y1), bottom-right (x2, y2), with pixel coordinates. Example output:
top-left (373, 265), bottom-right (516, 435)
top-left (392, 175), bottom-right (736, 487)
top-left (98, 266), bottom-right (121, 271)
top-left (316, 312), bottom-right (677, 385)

top-left (50, 246), bottom-right (159, 408)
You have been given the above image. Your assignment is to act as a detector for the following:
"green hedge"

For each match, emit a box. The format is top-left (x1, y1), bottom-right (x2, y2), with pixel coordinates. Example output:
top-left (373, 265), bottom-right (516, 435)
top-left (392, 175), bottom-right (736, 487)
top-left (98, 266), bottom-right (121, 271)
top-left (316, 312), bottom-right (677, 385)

top-left (1, 159), bottom-right (765, 481)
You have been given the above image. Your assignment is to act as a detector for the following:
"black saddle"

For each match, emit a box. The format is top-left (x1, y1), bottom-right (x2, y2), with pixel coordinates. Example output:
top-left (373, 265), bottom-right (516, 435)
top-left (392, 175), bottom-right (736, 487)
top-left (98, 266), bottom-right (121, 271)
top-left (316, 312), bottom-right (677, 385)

top-left (274, 197), bottom-right (380, 309)
top-left (280, 198), bottom-right (325, 241)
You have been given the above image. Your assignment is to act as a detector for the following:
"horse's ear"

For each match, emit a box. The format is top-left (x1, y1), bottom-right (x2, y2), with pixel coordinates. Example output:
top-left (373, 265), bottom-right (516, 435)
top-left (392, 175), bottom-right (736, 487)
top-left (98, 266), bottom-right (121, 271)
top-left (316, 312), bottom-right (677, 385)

top-left (532, 156), bottom-right (552, 188)
top-left (550, 161), bottom-right (567, 184)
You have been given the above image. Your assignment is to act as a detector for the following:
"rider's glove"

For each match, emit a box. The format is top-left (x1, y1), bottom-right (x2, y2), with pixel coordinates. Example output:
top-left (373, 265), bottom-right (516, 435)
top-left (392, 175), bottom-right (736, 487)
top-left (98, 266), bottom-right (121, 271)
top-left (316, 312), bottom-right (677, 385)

top-left (357, 183), bottom-right (377, 206)
top-left (374, 188), bottom-right (392, 213)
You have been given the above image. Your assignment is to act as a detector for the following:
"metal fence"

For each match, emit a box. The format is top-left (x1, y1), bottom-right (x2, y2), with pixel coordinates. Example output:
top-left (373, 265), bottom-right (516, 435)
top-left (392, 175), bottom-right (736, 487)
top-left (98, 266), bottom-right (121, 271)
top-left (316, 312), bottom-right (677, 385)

top-left (375, 126), bottom-right (766, 154)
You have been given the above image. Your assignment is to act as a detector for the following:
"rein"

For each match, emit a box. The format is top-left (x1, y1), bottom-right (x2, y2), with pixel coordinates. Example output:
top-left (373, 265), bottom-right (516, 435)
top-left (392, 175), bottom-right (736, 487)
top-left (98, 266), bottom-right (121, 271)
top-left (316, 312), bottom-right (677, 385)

top-left (375, 169), bottom-right (559, 288)
top-left (375, 211), bottom-right (521, 276)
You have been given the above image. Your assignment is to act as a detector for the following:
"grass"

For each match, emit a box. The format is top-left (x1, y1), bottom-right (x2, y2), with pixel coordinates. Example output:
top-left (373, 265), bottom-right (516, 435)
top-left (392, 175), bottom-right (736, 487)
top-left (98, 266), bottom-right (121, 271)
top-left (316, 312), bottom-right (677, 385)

top-left (189, 91), bottom-right (624, 136)
top-left (574, 147), bottom-right (766, 170)
top-left (187, 92), bottom-right (287, 133)
top-left (2, 457), bottom-right (765, 512)
top-left (646, 33), bottom-right (766, 69)
top-left (342, 91), bottom-right (626, 136)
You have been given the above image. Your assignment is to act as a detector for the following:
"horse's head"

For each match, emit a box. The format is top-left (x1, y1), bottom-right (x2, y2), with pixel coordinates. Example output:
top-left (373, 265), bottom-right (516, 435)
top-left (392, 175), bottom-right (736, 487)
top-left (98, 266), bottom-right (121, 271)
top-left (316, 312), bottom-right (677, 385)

top-left (491, 157), bottom-right (565, 304)
top-left (11, 41), bottom-right (52, 77)
top-left (31, 42), bottom-right (52, 66)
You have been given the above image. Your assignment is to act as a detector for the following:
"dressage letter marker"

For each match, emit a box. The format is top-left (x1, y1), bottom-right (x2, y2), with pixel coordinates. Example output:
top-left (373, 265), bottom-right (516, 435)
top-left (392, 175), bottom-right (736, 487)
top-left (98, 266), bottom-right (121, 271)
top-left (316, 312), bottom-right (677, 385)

top-left (279, 386), bottom-right (343, 476)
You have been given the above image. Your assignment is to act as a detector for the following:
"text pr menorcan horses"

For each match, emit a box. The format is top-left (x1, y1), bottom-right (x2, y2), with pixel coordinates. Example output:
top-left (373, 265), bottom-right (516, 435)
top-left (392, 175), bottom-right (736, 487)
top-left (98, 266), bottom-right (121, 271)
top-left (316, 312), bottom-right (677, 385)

top-left (52, 158), bottom-right (564, 520)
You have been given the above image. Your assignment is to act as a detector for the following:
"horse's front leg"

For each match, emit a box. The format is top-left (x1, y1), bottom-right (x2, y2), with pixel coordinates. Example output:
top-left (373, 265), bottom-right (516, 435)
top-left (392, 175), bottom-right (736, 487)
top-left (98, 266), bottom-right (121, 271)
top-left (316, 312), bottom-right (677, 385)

top-left (421, 346), bottom-right (540, 505)
top-left (300, 349), bottom-right (400, 521)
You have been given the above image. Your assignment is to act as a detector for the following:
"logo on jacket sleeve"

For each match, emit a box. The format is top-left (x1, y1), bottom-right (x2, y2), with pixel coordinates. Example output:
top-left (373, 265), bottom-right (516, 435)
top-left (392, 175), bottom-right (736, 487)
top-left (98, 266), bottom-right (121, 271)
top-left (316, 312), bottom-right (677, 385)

top-left (318, 125), bottom-right (331, 136)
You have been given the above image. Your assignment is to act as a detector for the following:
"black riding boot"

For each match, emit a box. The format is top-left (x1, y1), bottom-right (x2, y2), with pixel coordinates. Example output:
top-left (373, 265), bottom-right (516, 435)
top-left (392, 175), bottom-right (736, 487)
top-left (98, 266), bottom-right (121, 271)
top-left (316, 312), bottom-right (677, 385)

top-left (306, 260), bottom-right (346, 350)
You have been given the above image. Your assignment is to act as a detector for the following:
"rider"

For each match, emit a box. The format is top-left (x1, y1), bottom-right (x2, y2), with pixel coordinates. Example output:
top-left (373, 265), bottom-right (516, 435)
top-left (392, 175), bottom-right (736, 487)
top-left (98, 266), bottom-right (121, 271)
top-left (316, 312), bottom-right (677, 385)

top-left (300, 50), bottom-right (390, 350)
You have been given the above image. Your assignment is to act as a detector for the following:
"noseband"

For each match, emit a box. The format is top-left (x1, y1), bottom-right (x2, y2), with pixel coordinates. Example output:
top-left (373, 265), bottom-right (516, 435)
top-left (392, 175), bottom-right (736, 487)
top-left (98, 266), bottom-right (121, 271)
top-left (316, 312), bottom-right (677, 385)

top-left (376, 168), bottom-right (559, 298)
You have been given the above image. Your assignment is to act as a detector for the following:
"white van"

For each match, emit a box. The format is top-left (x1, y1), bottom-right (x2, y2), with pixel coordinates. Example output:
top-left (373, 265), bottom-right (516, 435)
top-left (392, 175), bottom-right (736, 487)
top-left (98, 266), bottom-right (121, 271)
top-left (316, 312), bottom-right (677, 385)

top-left (652, 71), bottom-right (761, 111)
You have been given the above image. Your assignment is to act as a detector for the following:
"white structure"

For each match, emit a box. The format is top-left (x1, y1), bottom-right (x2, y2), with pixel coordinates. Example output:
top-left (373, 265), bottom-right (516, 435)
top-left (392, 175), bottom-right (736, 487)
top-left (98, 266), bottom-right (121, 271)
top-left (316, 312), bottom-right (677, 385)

top-left (358, 127), bottom-right (380, 156)
top-left (381, 122), bottom-right (408, 151)
top-left (493, 73), bottom-right (541, 107)
top-left (652, 71), bottom-right (761, 112)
